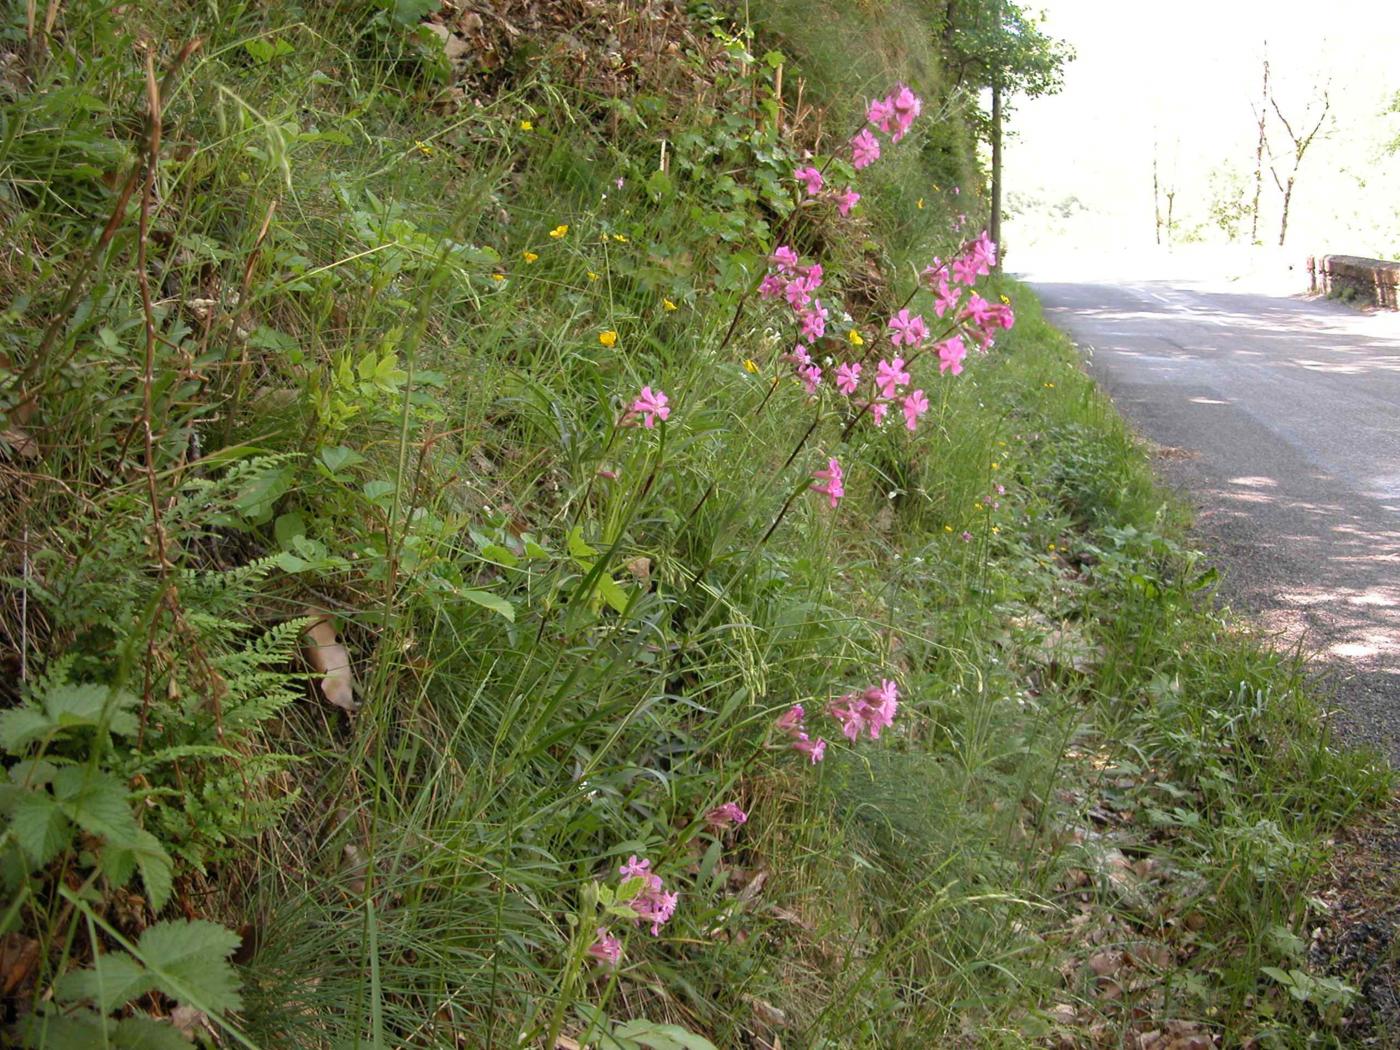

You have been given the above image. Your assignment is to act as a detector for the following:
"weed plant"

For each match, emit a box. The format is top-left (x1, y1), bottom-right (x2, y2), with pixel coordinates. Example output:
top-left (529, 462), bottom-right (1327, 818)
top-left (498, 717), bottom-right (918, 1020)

top-left (0, 2), bottom-right (1390, 1048)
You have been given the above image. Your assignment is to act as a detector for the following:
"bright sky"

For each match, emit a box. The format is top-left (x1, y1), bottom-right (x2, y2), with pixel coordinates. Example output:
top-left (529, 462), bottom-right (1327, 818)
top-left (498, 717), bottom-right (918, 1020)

top-left (1004, 0), bottom-right (1400, 257)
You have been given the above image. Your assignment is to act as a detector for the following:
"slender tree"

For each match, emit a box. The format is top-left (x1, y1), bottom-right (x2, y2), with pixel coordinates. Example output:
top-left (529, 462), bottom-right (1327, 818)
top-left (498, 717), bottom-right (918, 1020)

top-left (938, 0), bottom-right (1074, 268)
top-left (1250, 49), bottom-right (1269, 243)
top-left (1267, 80), bottom-right (1330, 246)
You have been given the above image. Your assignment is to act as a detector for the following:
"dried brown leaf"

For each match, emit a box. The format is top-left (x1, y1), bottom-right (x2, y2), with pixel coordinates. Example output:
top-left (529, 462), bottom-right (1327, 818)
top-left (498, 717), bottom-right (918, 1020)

top-left (302, 613), bottom-right (357, 713)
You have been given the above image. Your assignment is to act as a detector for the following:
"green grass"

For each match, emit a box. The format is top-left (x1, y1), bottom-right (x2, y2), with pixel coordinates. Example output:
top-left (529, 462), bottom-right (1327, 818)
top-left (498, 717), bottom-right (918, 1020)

top-left (0, 2), bottom-right (1392, 1048)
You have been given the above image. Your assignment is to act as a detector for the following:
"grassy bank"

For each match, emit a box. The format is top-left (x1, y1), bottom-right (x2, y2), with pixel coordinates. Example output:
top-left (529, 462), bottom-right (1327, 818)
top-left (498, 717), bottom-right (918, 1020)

top-left (0, 2), bottom-right (1390, 1047)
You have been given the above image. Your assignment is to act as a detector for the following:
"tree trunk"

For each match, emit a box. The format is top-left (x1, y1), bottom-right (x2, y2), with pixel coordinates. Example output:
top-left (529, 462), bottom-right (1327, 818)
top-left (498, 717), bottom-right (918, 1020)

top-left (1153, 153), bottom-right (1161, 245)
top-left (1279, 176), bottom-right (1294, 246)
top-left (990, 78), bottom-right (1003, 269)
top-left (1251, 53), bottom-right (1269, 243)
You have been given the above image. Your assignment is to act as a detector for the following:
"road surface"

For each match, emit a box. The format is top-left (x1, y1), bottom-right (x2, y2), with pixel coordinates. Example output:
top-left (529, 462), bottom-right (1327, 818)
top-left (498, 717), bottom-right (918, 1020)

top-left (1025, 265), bottom-right (1400, 762)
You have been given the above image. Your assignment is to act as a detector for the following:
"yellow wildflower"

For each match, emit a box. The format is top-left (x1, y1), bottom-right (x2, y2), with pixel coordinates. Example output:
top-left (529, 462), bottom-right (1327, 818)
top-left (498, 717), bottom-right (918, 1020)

top-left (598, 331), bottom-right (618, 348)
top-left (1048, 543), bottom-right (1057, 552)
top-left (1044, 381), bottom-right (1055, 388)
top-left (522, 251), bottom-right (539, 263)
top-left (549, 224), bottom-right (569, 239)
top-left (414, 140), bottom-right (435, 156)
top-left (743, 359), bottom-right (759, 374)
top-left (612, 234), bottom-right (628, 243)
top-left (943, 525), bottom-right (953, 533)
top-left (490, 273), bottom-right (506, 282)
top-left (520, 120), bottom-right (534, 131)
top-left (847, 329), bottom-right (864, 347)
top-left (587, 271), bottom-right (600, 282)
top-left (991, 462), bottom-right (999, 470)
top-left (916, 198), bottom-right (925, 209)
top-left (663, 299), bottom-right (678, 311)
top-left (999, 294), bottom-right (1011, 305)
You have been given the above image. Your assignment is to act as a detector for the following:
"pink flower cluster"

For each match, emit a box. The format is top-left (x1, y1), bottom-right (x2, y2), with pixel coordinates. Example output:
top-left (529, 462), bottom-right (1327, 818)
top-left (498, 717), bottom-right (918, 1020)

top-left (810, 457), bottom-right (844, 509)
top-left (775, 703), bottom-right (827, 764)
top-left (827, 679), bottom-right (899, 741)
top-left (867, 84), bottom-right (923, 143)
top-left (775, 675), bottom-right (901, 762)
top-left (588, 854), bottom-right (680, 967)
top-left (761, 245), bottom-right (831, 392)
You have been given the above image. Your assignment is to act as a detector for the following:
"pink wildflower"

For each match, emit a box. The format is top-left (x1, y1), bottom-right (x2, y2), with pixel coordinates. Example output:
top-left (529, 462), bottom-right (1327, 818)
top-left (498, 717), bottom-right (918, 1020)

top-left (784, 343), bottom-right (812, 367)
top-left (938, 337), bottom-right (967, 376)
top-left (775, 703), bottom-right (806, 736)
top-left (836, 187), bottom-right (861, 216)
top-left (866, 96), bottom-right (894, 130)
top-left (799, 363), bottom-right (823, 395)
top-left (869, 400), bottom-right (890, 427)
top-left (902, 389), bottom-right (929, 431)
top-left (863, 679), bottom-right (899, 738)
top-left (619, 855), bottom-right (652, 879)
top-left (770, 245), bottom-right (800, 273)
top-left (792, 733), bottom-right (827, 764)
top-left (887, 309), bottom-right (928, 348)
top-left (800, 263), bottom-right (824, 291)
top-left (810, 456), bottom-right (844, 509)
top-left (827, 693), bottom-right (865, 742)
top-left (588, 927), bottom-right (623, 967)
top-left (851, 128), bottom-right (881, 170)
top-left (794, 165), bottom-right (824, 195)
top-left (632, 874), bottom-right (678, 936)
top-left (835, 361), bottom-right (862, 396)
top-left (933, 278), bottom-right (961, 319)
top-left (961, 530), bottom-right (972, 542)
top-left (799, 301), bottom-right (828, 341)
top-left (626, 386), bottom-right (670, 428)
top-left (784, 278), bottom-right (812, 311)
top-left (889, 84), bottom-right (922, 141)
top-left (705, 802), bottom-right (749, 829)
top-left (759, 273), bottom-right (785, 299)
top-left (875, 356), bottom-right (910, 399)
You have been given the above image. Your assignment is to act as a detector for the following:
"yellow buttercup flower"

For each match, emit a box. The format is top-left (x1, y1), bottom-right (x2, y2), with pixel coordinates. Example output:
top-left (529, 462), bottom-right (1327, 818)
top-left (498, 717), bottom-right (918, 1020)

top-left (549, 224), bottom-right (569, 239)
top-left (490, 273), bottom-right (506, 282)
top-left (991, 462), bottom-right (999, 470)
top-left (847, 329), bottom-right (864, 347)
top-left (916, 198), bottom-right (925, 209)
top-left (414, 140), bottom-right (435, 156)
top-left (663, 299), bottom-right (678, 311)
top-left (598, 331), bottom-right (618, 348)
top-left (612, 234), bottom-right (628, 243)
top-left (743, 359), bottom-right (759, 374)
top-left (943, 525), bottom-right (953, 533)
top-left (587, 271), bottom-right (600, 282)
top-left (522, 251), bottom-right (539, 263)
top-left (520, 120), bottom-right (534, 131)
top-left (999, 294), bottom-right (1011, 305)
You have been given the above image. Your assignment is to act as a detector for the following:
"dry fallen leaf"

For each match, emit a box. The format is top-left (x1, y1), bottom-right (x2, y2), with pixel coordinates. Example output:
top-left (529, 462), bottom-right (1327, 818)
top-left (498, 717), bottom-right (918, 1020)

top-left (0, 933), bottom-right (39, 995)
top-left (301, 612), bottom-right (358, 713)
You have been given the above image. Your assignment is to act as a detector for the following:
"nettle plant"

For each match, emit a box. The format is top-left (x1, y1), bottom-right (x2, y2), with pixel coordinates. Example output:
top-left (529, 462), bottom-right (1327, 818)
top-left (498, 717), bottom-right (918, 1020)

top-left (565, 84), bottom-right (1017, 980)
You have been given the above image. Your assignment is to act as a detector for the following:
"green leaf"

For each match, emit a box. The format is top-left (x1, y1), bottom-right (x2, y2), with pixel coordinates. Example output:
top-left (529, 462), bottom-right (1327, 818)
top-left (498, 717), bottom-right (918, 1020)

top-left (0, 708), bottom-right (53, 752)
top-left (112, 1016), bottom-right (200, 1050)
top-left (274, 511), bottom-right (307, 547)
top-left (137, 919), bottom-right (244, 1013)
top-left (56, 952), bottom-right (154, 1012)
top-left (523, 539), bottom-right (550, 559)
top-left (479, 543), bottom-right (520, 568)
top-left (362, 479), bottom-right (397, 504)
top-left (389, 0), bottom-right (438, 27)
top-left (763, 50), bottom-right (785, 68)
top-left (460, 589), bottom-right (515, 622)
top-left (10, 791), bottom-right (71, 866)
top-left (319, 445), bottom-right (366, 475)
top-left (612, 1020), bottom-right (718, 1050)
top-left (596, 575), bottom-right (631, 614)
top-left (130, 829), bottom-right (174, 911)
top-left (645, 169), bottom-right (674, 202)
top-left (567, 525), bottom-right (598, 561)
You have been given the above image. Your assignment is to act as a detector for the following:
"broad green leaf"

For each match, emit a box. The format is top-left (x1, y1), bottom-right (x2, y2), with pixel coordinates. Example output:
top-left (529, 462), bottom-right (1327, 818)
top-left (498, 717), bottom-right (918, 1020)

top-left (596, 575), bottom-right (631, 614)
top-left (567, 525), bottom-right (598, 561)
top-left (0, 708), bottom-right (53, 752)
top-left (138, 919), bottom-right (244, 1013)
top-left (319, 445), bottom-right (365, 475)
top-left (363, 479), bottom-right (397, 504)
top-left (612, 1020), bottom-right (718, 1050)
top-left (112, 1016), bottom-right (198, 1050)
top-left (56, 952), bottom-right (154, 1012)
top-left (479, 543), bottom-right (520, 568)
top-left (523, 539), bottom-right (550, 559)
top-left (460, 589), bottom-right (515, 622)
top-left (10, 791), bottom-right (70, 865)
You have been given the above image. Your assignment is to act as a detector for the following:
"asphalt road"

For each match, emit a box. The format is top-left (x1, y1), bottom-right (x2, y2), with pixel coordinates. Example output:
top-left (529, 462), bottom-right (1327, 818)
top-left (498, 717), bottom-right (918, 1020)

top-left (1026, 271), bottom-right (1400, 762)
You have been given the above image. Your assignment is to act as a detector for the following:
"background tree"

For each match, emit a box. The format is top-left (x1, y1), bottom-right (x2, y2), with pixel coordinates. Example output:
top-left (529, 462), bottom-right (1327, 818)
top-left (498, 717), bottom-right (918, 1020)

top-left (936, 0), bottom-right (1074, 267)
top-left (1266, 77), bottom-right (1330, 246)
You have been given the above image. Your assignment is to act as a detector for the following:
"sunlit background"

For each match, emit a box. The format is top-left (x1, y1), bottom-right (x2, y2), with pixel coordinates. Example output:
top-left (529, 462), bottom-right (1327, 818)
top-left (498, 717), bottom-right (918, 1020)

top-left (1004, 0), bottom-right (1400, 277)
